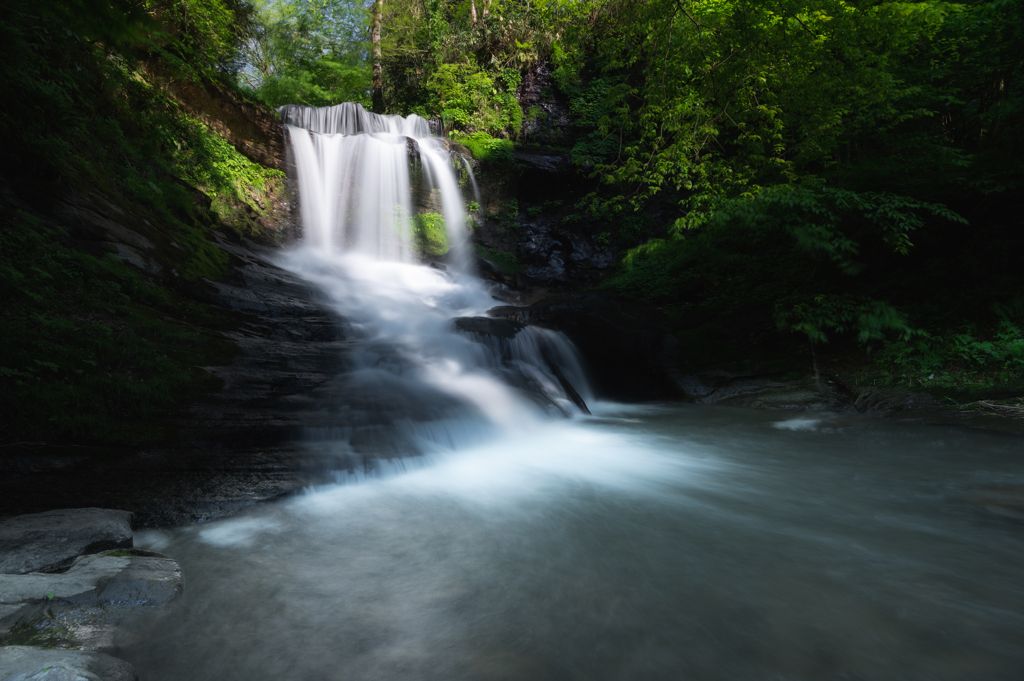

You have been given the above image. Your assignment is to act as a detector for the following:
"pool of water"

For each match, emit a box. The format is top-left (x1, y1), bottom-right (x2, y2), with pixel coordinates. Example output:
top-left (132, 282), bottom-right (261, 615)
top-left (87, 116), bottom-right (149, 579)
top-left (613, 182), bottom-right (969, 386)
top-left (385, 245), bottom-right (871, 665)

top-left (119, 404), bottom-right (1024, 680)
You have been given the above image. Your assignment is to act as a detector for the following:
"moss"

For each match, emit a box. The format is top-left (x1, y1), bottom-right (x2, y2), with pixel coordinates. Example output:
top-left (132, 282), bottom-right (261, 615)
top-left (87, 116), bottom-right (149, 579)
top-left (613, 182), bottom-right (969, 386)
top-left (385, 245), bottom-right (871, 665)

top-left (412, 213), bottom-right (450, 258)
top-left (475, 245), bottom-right (523, 274)
top-left (1, 621), bottom-right (69, 649)
top-left (450, 132), bottom-right (515, 164)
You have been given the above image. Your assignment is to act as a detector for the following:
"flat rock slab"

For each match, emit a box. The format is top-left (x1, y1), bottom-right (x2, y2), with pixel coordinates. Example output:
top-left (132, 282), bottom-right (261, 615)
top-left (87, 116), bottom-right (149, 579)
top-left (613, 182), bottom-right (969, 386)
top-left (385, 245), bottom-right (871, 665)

top-left (0, 553), bottom-right (182, 650)
top-left (0, 646), bottom-right (138, 681)
top-left (0, 509), bottom-right (133, 575)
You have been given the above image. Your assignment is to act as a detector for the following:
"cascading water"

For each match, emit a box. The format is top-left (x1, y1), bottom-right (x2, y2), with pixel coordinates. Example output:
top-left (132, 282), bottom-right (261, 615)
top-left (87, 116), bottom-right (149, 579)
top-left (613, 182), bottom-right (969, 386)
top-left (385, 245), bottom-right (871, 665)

top-left (276, 102), bottom-right (592, 471)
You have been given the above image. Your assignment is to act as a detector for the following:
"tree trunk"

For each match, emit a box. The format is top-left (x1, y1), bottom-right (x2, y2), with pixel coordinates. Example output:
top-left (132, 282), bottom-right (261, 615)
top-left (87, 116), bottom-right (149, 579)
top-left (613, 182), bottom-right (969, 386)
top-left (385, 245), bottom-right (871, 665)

top-left (371, 0), bottom-right (384, 113)
top-left (810, 340), bottom-right (822, 392)
top-left (482, 0), bottom-right (489, 17)
top-left (470, 0), bottom-right (477, 25)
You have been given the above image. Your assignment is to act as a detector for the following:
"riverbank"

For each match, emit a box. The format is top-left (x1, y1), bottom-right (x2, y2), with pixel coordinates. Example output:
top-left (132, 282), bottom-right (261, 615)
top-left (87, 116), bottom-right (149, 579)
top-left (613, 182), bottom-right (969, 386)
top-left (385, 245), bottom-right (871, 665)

top-left (0, 508), bottom-right (184, 679)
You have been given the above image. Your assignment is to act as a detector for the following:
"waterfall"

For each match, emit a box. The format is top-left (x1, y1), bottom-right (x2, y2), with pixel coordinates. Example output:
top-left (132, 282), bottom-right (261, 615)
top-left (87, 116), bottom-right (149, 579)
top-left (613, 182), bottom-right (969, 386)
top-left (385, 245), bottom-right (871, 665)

top-left (461, 157), bottom-right (482, 227)
top-left (277, 102), bottom-right (592, 469)
top-left (281, 103), bottom-right (470, 270)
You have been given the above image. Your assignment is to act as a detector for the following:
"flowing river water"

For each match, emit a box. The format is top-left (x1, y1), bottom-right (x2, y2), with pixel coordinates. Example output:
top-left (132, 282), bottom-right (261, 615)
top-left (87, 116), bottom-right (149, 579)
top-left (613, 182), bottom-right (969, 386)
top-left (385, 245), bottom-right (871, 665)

top-left (119, 104), bottom-right (1024, 679)
top-left (122, 408), bottom-right (1024, 680)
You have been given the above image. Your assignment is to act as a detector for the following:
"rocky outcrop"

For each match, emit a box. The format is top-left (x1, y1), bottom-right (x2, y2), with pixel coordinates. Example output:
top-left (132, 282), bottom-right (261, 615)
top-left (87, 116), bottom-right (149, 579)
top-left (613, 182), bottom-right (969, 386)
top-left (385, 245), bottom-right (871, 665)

top-left (489, 292), bottom-right (684, 401)
top-left (453, 316), bottom-right (526, 339)
top-left (0, 646), bottom-right (139, 681)
top-left (179, 232), bottom-right (350, 448)
top-left (0, 232), bottom-right (350, 525)
top-left (452, 315), bottom-right (592, 415)
top-left (0, 508), bottom-right (182, 656)
top-left (0, 553), bottom-right (183, 650)
top-left (0, 509), bottom-right (133, 575)
top-left (517, 61), bottom-right (572, 147)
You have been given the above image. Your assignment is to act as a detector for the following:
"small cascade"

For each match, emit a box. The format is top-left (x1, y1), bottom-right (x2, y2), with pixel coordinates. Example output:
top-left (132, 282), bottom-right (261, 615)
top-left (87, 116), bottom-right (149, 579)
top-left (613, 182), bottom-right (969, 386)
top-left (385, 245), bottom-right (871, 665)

top-left (281, 102), bottom-right (470, 270)
top-left (461, 157), bottom-right (482, 225)
top-left (276, 102), bottom-right (593, 468)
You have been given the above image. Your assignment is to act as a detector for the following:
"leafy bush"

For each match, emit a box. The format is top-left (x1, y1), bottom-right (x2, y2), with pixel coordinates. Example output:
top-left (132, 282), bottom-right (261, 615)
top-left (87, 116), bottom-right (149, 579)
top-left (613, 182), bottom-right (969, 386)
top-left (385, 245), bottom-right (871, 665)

top-left (450, 132), bottom-right (515, 164)
top-left (494, 199), bottom-right (520, 232)
top-left (427, 62), bottom-right (523, 137)
top-left (878, 321), bottom-right (1024, 390)
top-left (775, 295), bottom-right (913, 345)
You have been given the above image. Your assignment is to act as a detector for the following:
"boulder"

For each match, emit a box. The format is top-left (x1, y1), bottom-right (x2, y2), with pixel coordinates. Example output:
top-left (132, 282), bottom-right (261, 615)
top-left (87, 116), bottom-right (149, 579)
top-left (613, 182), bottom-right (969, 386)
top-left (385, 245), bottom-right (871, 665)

top-left (0, 509), bottom-right (133, 575)
top-left (0, 552), bottom-right (183, 650)
top-left (0, 646), bottom-right (138, 681)
top-left (489, 292), bottom-right (685, 401)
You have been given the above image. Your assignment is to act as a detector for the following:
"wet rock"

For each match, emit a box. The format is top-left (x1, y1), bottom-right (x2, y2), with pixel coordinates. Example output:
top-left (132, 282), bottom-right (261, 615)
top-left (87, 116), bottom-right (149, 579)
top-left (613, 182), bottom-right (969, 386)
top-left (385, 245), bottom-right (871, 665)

top-left (514, 147), bottom-right (569, 174)
top-left (517, 61), bottom-right (573, 147)
top-left (0, 553), bottom-right (183, 650)
top-left (453, 317), bottom-right (526, 339)
top-left (0, 646), bottom-right (139, 681)
top-left (0, 509), bottom-right (133, 575)
top-left (507, 221), bottom-right (615, 285)
top-left (490, 292), bottom-right (684, 401)
top-left (176, 232), bottom-right (350, 449)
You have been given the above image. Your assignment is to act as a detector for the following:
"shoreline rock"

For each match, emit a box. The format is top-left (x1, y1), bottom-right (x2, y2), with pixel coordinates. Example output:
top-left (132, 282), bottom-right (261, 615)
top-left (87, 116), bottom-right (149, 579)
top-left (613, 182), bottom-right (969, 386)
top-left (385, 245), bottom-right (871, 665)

top-left (0, 646), bottom-right (139, 681)
top-left (0, 508), bottom-right (183, 677)
top-left (0, 509), bottom-right (133, 575)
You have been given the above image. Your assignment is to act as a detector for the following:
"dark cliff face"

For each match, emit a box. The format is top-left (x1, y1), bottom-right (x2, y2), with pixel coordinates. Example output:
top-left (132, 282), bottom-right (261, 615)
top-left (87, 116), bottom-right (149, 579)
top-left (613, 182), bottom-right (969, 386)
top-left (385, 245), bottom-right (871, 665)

top-left (517, 62), bottom-right (573, 148)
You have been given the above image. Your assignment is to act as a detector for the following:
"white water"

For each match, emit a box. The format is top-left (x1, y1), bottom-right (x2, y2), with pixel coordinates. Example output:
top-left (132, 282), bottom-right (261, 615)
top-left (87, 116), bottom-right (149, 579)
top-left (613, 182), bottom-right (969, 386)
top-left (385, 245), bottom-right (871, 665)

top-left (281, 102), bottom-right (471, 271)
top-left (277, 103), bottom-right (591, 467)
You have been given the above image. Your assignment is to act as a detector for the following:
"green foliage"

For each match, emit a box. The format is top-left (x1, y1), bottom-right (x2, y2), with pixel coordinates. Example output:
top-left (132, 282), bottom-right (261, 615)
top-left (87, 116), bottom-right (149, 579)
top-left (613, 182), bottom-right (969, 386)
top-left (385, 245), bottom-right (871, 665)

top-left (775, 295), bottom-right (913, 345)
top-left (153, 0), bottom-right (260, 78)
top-left (702, 185), bottom-right (967, 273)
top-left (171, 114), bottom-right (285, 218)
top-left (475, 245), bottom-right (523, 273)
top-left (412, 212), bottom-right (450, 257)
top-left (1, 0), bottom-right (285, 265)
top-left (569, 0), bottom-right (954, 213)
top-left (450, 131), bottom-right (516, 163)
top-left (428, 62), bottom-right (523, 136)
top-left (878, 321), bottom-right (1024, 391)
top-left (0, 211), bottom-right (234, 446)
top-left (494, 199), bottom-right (520, 231)
top-left (239, 0), bottom-right (372, 106)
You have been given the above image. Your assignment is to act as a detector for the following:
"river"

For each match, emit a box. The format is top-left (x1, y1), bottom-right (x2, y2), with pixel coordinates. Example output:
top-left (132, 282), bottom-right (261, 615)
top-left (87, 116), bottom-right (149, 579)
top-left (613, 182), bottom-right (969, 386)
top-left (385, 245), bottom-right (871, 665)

top-left (120, 404), bottom-right (1024, 680)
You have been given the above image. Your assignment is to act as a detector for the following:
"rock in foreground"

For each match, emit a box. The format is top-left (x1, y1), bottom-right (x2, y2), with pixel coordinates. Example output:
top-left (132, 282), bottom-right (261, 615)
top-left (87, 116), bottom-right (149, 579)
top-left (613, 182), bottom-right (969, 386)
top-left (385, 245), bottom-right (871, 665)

top-left (0, 509), bottom-right (133, 575)
top-left (0, 646), bottom-right (139, 681)
top-left (0, 552), bottom-right (183, 650)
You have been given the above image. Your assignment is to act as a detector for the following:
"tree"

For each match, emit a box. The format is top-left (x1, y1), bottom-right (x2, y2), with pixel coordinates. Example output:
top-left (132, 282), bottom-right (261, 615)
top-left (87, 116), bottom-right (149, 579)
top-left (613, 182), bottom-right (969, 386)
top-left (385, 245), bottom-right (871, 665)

top-left (372, 0), bottom-right (384, 111)
top-left (237, 0), bottom-right (372, 107)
